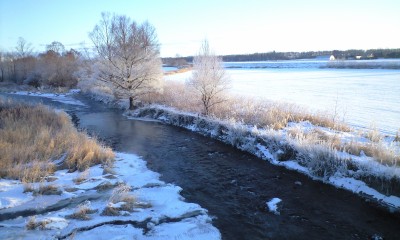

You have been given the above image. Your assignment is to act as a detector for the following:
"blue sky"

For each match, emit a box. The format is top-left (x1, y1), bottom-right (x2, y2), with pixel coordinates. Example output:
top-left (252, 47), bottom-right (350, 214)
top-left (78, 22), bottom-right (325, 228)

top-left (0, 0), bottom-right (399, 57)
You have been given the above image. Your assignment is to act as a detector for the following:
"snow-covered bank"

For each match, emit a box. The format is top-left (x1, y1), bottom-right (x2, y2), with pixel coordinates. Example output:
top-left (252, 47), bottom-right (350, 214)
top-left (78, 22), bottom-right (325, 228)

top-left (0, 153), bottom-right (221, 239)
top-left (0, 92), bottom-right (220, 239)
top-left (10, 89), bottom-right (86, 106)
top-left (127, 105), bottom-right (400, 212)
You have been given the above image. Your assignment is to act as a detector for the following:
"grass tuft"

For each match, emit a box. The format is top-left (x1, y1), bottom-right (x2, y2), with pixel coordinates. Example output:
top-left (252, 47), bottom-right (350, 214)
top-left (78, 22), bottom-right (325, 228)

top-left (66, 201), bottom-right (97, 220)
top-left (25, 216), bottom-right (49, 230)
top-left (101, 183), bottom-right (149, 216)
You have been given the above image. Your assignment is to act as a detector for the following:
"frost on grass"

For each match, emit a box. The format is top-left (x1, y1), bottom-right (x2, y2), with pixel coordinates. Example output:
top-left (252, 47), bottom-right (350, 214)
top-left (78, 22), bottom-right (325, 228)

top-left (266, 198), bottom-right (282, 215)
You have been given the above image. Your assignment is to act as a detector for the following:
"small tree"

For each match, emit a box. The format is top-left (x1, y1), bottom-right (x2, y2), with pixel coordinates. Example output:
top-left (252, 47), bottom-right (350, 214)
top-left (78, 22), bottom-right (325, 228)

top-left (13, 37), bottom-right (35, 84)
top-left (187, 40), bottom-right (230, 115)
top-left (89, 13), bottom-right (162, 109)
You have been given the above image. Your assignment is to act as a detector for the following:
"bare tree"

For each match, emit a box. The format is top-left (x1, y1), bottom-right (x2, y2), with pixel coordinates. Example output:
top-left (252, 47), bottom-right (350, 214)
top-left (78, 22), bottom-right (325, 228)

top-left (187, 40), bottom-right (230, 115)
top-left (89, 12), bottom-right (162, 109)
top-left (11, 37), bottom-right (35, 83)
top-left (46, 41), bottom-right (65, 55)
top-left (15, 37), bottom-right (33, 58)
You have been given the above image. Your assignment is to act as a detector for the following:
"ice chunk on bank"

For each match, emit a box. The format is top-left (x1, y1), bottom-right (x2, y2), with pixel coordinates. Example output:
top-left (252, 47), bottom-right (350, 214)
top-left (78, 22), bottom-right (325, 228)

top-left (266, 198), bottom-right (282, 215)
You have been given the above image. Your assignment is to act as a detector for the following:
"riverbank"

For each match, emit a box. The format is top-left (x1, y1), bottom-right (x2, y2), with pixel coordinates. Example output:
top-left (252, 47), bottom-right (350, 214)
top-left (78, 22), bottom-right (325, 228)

top-left (3, 91), bottom-right (400, 239)
top-left (0, 94), bottom-right (221, 239)
top-left (0, 151), bottom-right (220, 239)
top-left (66, 81), bottom-right (400, 210)
top-left (126, 105), bottom-right (400, 211)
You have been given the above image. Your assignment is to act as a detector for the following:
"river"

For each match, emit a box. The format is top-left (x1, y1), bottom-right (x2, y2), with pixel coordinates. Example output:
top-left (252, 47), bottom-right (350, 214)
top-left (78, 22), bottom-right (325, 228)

top-left (2, 93), bottom-right (400, 239)
top-left (166, 59), bottom-right (400, 135)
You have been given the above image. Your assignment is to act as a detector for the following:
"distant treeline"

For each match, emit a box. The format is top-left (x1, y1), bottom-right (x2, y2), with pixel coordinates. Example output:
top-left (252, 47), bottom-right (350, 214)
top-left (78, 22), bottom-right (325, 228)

top-left (163, 48), bottom-right (400, 65)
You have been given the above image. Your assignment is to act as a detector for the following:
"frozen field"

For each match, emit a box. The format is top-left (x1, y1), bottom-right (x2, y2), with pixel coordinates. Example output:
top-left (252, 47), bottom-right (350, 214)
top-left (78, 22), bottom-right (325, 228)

top-left (166, 60), bottom-right (400, 135)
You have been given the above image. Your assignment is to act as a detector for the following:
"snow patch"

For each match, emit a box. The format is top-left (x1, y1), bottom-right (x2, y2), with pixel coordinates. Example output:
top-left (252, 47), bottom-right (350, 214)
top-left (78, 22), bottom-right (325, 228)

top-left (329, 176), bottom-right (400, 209)
top-left (266, 198), bottom-right (282, 215)
top-left (0, 181), bottom-right (33, 209)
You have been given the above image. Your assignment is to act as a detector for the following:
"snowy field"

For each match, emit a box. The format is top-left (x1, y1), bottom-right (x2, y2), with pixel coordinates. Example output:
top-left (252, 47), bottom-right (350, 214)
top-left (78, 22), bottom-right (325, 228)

top-left (165, 60), bottom-right (400, 136)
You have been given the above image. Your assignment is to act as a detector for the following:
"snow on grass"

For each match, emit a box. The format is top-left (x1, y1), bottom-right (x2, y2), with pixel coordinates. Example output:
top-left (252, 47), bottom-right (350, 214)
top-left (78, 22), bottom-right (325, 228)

top-left (0, 152), bottom-right (221, 239)
top-left (266, 198), bottom-right (282, 215)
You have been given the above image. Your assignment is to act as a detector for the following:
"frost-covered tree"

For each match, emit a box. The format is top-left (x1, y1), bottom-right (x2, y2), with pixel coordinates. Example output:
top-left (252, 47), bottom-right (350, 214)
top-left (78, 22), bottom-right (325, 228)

top-left (89, 13), bottom-right (163, 109)
top-left (187, 40), bottom-right (230, 115)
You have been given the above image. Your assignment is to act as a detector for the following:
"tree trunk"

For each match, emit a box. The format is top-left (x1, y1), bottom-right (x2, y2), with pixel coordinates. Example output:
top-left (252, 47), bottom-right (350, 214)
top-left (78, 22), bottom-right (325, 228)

top-left (129, 96), bottom-right (135, 110)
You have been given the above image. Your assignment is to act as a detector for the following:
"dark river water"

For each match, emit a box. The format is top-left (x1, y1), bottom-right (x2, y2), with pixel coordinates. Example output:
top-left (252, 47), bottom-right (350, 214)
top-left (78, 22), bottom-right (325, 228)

top-left (2, 93), bottom-right (400, 240)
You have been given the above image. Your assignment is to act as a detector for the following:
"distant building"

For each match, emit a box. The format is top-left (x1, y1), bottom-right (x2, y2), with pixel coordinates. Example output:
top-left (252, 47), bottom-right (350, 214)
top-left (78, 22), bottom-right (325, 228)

top-left (329, 55), bottom-right (336, 61)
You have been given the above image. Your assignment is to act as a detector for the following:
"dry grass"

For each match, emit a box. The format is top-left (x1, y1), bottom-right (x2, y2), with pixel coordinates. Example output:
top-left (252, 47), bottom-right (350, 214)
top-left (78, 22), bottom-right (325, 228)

top-left (343, 141), bottom-right (400, 166)
top-left (146, 80), bottom-right (201, 112)
top-left (25, 216), bottom-right (49, 230)
top-left (108, 183), bottom-right (133, 204)
top-left (101, 205), bottom-right (121, 216)
top-left (66, 201), bottom-right (97, 220)
top-left (0, 98), bottom-right (114, 182)
top-left (95, 181), bottom-right (116, 192)
top-left (26, 216), bottom-right (38, 230)
top-left (101, 183), bottom-right (141, 216)
top-left (73, 169), bottom-right (90, 184)
top-left (23, 183), bottom-right (62, 195)
top-left (156, 81), bottom-right (400, 165)
top-left (394, 129), bottom-right (400, 142)
top-left (287, 127), bottom-right (400, 167)
top-left (366, 124), bottom-right (382, 143)
top-left (37, 184), bottom-right (62, 195)
top-left (158, 81), bottom-right (350, 132)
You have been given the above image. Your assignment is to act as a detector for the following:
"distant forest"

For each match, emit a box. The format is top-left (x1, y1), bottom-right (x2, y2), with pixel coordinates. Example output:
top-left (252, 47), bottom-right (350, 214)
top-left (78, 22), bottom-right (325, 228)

top-left (163, 48), bottom-right (400, 66)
